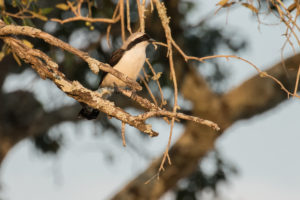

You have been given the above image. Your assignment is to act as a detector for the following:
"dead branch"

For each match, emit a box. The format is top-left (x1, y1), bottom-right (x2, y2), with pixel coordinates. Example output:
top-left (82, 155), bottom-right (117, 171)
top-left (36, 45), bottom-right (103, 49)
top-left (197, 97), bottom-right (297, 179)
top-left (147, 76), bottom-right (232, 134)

top-left (0, 20), bottom-right (142, 91)
top-left (153, 0), bottom-right (179, 172)
top-left (117, 88), bottom-right (219, 131)
top-left (52, 15), bottom-right (121, 24)
top-left (0, 21), bottom-right (220, 138)
top-left (2, 36), bottom-right (158, 137)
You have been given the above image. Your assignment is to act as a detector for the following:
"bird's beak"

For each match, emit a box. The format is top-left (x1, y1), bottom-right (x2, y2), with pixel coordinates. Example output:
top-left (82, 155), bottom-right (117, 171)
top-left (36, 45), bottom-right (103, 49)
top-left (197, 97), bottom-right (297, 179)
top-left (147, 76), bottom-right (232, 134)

top-left (148, 38), bottom-right (156, 43)
top-left (148, 38), bottom-right (157, 50)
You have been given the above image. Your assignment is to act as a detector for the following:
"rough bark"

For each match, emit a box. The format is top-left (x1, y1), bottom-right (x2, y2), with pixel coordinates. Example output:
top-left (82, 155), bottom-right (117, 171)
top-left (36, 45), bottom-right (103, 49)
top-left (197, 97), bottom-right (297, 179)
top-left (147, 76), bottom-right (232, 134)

top-left (112, 54), bottom-right (300, 200)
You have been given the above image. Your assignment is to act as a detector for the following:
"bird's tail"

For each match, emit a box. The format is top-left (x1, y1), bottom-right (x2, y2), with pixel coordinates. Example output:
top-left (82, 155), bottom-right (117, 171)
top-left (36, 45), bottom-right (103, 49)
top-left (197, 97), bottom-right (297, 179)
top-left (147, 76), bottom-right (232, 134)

top-left (78, 103), bottom-right (99, 120)
top-left (77, 87), bottom-right (115, 120)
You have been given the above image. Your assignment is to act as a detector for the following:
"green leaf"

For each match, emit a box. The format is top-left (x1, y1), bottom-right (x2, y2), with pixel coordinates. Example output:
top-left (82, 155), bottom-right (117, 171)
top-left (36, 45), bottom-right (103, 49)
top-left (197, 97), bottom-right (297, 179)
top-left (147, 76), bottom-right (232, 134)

top-left (3, 16), bottom-right (16, 24)
top-left (21, 0), bottom-right (28, 6)
top-left (22, 18), bottom-right (35, 27)
top-left (12, 0), bottom-right (17, 7)
top-left (3, 16), bottom-right (11, 24)
top-left (39, 7), bottom-right (53, 15)
top-left (0, 44), bottom-right (10, 62)
top-left (12, 0), bottom-right (23, 8)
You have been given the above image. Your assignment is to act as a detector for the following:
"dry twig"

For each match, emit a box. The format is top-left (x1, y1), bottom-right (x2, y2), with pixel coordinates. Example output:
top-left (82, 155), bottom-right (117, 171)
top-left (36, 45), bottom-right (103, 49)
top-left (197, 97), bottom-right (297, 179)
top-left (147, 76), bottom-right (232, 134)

top-left (145, 58), bottom-right (165, 107)
top-left (126, 0), bottom-right (132, 34)
top-left (122, 122), bottom-right (126, 147)
top-left (153, 0), bottom-right (179, 173)
top-left (293, 65), bottom-right (300, 97)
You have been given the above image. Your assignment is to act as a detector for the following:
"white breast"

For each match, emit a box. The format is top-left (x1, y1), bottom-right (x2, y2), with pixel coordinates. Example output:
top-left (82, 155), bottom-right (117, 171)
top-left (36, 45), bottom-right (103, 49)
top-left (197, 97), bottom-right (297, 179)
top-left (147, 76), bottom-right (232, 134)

top-left (101, 42), bottom-right (148, 87)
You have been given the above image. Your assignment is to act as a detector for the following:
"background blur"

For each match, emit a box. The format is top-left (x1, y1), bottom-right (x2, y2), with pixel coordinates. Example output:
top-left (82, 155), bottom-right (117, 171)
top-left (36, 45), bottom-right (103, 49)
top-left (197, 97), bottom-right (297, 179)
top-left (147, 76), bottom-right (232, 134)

top-left (0, 0), bottom-right (299, 200)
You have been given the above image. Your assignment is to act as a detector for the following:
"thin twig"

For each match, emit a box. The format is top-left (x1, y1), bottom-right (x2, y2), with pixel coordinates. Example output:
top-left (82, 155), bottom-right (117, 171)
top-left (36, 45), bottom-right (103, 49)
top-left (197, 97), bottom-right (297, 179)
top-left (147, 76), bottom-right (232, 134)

top-left (172, 37), bottom-right (295, 97)
top-left (137, 110), bottom-right (220, 131)
top-left (139, 75), bottom-right (158, 107)
top-left (122, 122), bottom-right (126, 147)
top-left (146, 59), bottom-right (165, 107)
top-left (153, 0), bottom-right (179, 173)
top-left (293, 65), bottom-right (300, 96)
top-left (141, 0), bottom-right (146, 32)
top-left (126, 0), bottom-right (132, 34)
top-left (136, 0), bottom-right (145, 32)
top-left (106, 2), bottom-right (121, 48)
top-left (120, 0), bottom-right (126, 42)
top-left (52, 15), bottom-right (121, 24)
top-left (142, 66), bottom-right (149, 82)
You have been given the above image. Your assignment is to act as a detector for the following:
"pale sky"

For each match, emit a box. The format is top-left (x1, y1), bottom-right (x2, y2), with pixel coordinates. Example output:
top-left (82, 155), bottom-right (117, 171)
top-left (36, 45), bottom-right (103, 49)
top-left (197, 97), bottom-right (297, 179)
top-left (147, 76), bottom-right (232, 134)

top-left (1, 1), bottom-right (300, 200)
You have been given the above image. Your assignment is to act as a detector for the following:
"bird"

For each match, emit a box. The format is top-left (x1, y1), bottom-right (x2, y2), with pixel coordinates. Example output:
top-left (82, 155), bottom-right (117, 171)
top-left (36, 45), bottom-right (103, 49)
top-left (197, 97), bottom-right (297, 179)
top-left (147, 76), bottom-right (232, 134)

top-left (78, 32), bottom-right (155, 120)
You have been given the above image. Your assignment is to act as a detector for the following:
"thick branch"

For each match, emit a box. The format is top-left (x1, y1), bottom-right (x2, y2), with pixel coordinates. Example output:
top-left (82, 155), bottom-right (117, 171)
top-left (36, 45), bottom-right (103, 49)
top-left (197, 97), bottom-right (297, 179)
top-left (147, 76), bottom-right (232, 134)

top-left (0, 21), bottom-right (220, 141)
top-left (2, 36), bottom-right (158, 137)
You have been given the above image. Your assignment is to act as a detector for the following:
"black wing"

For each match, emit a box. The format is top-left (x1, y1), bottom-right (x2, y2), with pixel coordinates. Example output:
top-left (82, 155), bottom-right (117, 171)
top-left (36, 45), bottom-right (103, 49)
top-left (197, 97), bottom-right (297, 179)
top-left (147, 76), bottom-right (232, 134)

top-left (109, 48), bottom-right (126, 66)
top-left (78, 103), bottom-right (99, 120)
top-left (99, 48), bottom-right (125, 86)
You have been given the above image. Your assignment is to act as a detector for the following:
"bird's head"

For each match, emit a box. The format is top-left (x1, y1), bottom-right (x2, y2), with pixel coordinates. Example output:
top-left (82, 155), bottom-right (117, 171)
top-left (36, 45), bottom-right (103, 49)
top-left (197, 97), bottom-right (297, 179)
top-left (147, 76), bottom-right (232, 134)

top-left (122, 32), bottom-right (155, 51)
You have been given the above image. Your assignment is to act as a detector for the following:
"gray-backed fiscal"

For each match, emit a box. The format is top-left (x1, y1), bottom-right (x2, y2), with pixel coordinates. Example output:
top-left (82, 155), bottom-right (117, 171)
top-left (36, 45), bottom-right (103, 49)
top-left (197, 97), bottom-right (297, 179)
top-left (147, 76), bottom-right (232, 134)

top-left (78, 32), bottom-right (155, 120)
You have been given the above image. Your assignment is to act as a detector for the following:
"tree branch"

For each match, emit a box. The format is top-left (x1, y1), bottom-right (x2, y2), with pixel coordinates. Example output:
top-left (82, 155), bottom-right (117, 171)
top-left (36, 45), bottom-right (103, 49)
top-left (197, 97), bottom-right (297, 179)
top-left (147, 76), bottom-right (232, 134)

top-left (112, 53), bottom-right (300, 199)
top-left (0, 20), bottom-right (142, 91)
top-left (1, 36), bottom-right (159, 137)
top-left (222, 53), bottom-right (300, 123)
top-left (0, 20), bottom-right (220, 139)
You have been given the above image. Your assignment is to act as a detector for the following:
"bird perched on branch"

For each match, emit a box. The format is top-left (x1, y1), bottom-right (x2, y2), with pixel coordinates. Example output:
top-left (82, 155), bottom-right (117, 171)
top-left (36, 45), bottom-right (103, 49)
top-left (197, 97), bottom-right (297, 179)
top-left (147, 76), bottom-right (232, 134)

top-left (78, 32), bottom-right (155, 120)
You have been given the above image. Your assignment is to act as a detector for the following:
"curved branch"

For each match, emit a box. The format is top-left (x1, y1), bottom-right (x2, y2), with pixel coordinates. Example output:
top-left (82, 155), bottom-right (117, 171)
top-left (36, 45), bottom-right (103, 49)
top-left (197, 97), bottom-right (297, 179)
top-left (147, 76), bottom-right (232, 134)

top-left (52, 15), bottom-right (121, 24)
top-left (0, 20), bottom-right (142, 91)
top-left (222, 53), bottom-right (300, 123)
top-left (1, 36), bottom-right (159, 137)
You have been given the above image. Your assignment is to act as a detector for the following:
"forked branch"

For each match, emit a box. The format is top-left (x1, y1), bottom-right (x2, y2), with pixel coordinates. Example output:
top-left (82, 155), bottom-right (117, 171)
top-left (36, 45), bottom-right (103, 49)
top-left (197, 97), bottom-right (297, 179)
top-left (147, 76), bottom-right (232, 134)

top-left (0, 20), bottom-right (220, 139)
